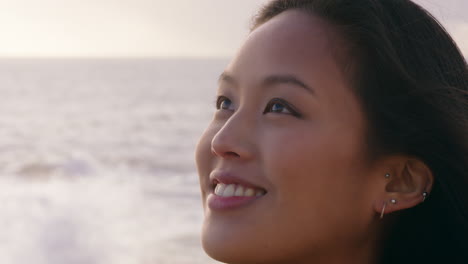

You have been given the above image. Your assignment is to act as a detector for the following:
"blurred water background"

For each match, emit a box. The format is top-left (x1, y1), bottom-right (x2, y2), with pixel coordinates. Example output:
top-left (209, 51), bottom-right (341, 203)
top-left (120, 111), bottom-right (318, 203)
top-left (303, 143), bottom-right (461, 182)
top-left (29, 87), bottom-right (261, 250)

top-left (0, 58), bottom-right (225, 264)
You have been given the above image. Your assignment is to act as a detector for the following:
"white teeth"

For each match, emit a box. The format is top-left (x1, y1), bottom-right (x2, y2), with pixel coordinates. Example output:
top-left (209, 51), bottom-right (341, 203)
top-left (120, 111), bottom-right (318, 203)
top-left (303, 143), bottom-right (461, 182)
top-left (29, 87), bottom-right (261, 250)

top-left (223, 184), bottom-right (235, 197)
top-left (214, 183), bottom-right (265, 197)
top-left (244, 188), bottom-right (255, 197)
top-left (234, 185), bottom-right (244, 196)
top-left (214, 183), bottom-right (226, 196)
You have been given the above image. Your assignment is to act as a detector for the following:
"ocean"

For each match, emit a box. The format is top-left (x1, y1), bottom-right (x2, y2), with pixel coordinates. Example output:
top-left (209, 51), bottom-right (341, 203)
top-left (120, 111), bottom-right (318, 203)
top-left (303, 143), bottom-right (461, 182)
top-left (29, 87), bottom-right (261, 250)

top-left (0, 58), bottom-right (226, 264)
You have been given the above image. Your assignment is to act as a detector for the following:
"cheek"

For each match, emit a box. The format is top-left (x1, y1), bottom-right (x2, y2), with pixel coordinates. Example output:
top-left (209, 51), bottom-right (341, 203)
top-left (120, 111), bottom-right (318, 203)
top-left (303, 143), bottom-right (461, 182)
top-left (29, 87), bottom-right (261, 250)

top-left (264, 125), bottom-right (364, 184)
top-left (261, 124), bottom-right (370, 230)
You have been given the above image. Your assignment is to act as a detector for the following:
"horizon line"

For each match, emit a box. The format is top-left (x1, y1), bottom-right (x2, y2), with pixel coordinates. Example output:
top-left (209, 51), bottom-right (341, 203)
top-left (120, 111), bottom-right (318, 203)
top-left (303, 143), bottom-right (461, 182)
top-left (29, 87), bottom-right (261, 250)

top-left (0, 55), bottom-right (232, 60)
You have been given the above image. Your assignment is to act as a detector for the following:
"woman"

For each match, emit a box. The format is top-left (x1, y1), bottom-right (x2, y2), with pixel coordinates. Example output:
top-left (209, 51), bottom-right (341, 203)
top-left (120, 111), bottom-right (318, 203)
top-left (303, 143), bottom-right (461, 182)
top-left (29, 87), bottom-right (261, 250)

top-left (195, 0), bottom-right (468, 263)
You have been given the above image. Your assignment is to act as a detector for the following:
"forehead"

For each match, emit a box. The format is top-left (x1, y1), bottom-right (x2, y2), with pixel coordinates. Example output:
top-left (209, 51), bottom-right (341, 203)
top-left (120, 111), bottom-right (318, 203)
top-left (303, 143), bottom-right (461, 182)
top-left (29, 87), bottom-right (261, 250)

top-left (226, 10), bottom-right (343, 88)
top-left (251, 9), bottom-right (333, 52)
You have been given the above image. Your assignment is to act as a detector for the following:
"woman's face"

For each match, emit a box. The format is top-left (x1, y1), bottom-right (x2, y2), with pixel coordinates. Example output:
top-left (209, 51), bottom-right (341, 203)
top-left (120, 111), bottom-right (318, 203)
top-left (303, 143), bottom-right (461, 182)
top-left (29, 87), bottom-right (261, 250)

top-left (196, 10), bottom-right (378, 263)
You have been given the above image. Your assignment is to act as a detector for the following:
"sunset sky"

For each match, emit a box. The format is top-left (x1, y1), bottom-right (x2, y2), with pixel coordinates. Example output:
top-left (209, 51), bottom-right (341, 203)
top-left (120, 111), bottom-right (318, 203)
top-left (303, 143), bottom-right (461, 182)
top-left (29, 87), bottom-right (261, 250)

top-left (0, 0), bottom-right (465, 58)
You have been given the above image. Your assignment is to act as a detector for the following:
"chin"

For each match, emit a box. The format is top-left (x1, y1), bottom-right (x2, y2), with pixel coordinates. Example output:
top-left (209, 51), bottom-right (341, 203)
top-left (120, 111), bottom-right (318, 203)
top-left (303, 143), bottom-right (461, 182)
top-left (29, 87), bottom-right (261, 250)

top-left (201, 222), bottom-right (302, 264)
top-left (201, 221), bottom-right (267, 264)
top-left (202, 236), bottom-right (247, 264)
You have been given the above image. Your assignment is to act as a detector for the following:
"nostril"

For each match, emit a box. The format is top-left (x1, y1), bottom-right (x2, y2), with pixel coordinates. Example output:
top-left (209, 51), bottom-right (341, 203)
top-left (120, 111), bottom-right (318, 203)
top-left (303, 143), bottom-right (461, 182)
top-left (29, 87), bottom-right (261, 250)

top-left (225, 151), bottom-right (240, 158)
top-left (211, 146), bottom-right (240, 158)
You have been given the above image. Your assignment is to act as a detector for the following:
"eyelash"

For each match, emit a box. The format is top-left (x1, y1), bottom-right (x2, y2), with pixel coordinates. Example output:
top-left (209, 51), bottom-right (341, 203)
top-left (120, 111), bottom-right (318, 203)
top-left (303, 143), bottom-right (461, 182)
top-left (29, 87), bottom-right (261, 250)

top-left (215, 96), bottom-right (301, 117)
top-left (265, 98), bottom-right (301, 117)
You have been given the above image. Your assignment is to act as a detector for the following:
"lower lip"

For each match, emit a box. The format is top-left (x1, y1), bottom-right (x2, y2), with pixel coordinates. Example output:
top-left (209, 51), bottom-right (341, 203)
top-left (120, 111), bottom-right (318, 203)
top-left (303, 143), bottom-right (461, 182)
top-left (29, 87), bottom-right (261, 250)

top-left (207, 193), bottom-right (263, 211)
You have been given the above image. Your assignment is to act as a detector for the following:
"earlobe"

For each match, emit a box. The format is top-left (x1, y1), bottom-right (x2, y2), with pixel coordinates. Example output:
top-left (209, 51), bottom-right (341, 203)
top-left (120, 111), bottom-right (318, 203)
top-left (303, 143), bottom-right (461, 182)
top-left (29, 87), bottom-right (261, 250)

top-left (374, 158), bottom-right (434, 218)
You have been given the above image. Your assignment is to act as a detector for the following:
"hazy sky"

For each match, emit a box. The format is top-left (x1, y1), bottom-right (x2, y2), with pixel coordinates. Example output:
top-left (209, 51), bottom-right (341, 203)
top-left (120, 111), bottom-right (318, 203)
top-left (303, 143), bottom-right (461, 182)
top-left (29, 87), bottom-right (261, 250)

top-left (0, 0), bottom-right (466, 58)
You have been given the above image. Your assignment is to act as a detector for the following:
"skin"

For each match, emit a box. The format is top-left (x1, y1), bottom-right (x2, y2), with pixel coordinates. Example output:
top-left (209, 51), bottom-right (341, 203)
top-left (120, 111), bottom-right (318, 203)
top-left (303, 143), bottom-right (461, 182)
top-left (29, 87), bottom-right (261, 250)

top-left (195, 9), bottom-right (433, 264)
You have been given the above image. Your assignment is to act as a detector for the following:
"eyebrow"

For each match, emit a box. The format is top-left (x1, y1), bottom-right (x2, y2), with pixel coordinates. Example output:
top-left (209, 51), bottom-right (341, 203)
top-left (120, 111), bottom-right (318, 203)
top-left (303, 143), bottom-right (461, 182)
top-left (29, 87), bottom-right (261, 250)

top-left (218, 72), bottom-right (315, 95)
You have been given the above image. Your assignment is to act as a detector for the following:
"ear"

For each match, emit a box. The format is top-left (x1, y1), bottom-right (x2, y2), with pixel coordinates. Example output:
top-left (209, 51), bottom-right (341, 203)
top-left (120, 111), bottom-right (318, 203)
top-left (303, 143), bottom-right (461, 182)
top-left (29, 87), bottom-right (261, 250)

top-left (373, 157), bottom-right (434, 217)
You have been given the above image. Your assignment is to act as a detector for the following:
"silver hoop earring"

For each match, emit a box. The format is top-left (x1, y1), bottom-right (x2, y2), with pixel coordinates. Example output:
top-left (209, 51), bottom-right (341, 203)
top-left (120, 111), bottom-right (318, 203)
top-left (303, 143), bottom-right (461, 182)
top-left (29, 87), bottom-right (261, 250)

top-left (380, 202), bottom-right (387, 219)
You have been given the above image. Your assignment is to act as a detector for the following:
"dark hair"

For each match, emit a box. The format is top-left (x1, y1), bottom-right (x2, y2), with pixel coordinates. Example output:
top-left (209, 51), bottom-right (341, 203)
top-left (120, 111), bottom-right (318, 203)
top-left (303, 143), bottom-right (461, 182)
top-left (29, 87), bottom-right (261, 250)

top-left (252, 0), bottom-right (468, 263)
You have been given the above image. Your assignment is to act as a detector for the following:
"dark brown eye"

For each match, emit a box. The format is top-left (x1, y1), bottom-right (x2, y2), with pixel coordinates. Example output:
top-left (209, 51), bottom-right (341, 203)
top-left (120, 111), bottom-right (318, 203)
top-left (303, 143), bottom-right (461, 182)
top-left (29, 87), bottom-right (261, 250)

top-left (264, 98), bottom-right (300, 117)
top-left (216, 96), bottom-right (233, 110)
top-left (269, 102), bottom-right (289, 113)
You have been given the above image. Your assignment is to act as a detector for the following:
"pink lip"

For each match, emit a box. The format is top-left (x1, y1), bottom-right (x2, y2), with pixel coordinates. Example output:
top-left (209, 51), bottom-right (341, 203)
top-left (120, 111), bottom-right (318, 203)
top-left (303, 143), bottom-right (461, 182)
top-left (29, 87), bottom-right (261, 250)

top-left (207, 193), bottom-right (263, 211)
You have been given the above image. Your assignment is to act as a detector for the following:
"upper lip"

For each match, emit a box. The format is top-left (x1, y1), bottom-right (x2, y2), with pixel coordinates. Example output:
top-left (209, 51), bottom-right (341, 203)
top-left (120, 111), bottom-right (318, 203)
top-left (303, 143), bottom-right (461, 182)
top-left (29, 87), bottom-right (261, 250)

top-left (209, 170), bottom-right (267, 192)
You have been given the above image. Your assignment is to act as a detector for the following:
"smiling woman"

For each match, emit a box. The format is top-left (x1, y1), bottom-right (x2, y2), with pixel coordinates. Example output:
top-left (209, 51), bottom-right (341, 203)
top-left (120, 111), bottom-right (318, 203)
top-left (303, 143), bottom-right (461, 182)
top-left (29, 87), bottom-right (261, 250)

top-left (195, 0), bottom-right (468, 263)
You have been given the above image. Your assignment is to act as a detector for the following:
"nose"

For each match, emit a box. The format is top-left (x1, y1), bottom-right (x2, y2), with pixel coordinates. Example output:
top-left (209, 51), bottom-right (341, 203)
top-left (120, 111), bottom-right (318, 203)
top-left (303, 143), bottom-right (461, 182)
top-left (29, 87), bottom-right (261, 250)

top-left (210, 112), bottom-right (255, 160)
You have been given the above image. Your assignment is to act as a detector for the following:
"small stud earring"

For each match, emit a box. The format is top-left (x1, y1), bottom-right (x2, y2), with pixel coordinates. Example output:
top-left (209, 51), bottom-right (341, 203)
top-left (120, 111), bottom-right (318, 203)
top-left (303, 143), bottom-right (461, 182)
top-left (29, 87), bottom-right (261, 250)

top-left (384, 173), bottom-right (391, 179)
top-left (390, 199), bottom-right (397, 204)
top-left (422, 192), bottom-right (428, 202)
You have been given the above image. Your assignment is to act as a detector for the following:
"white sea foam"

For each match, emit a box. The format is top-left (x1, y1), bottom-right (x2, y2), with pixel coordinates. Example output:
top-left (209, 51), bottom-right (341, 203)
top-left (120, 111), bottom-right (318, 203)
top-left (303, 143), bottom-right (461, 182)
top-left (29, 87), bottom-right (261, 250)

top-left (0, 58), bottom-right (225, 264)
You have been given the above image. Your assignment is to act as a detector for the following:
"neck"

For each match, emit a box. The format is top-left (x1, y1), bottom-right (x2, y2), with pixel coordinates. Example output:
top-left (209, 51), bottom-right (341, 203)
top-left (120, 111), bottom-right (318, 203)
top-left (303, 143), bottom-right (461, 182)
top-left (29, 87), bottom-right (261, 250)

top-left (313, 244), bottom-right (376, 264)
top-left (293, 228), bottom-right (380, 264)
